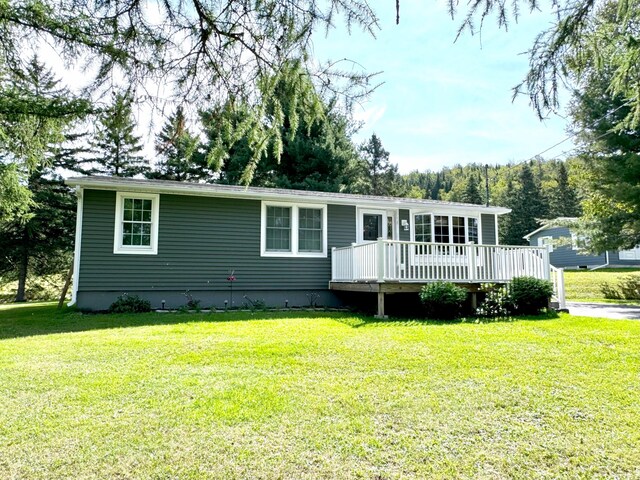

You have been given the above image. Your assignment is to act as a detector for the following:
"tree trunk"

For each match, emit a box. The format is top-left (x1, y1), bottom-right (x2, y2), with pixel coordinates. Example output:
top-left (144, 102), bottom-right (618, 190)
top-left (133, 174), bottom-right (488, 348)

top-left (14, 230), bottom-right (29, 302)
top-left (58, 263), bottom-right (74, 309)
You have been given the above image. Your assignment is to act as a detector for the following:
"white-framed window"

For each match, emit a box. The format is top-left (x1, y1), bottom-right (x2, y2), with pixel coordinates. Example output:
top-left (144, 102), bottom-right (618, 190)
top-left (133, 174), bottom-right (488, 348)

top-left (538, 235), bottom-right (554, 252)
top-left (114, 192), bottom-right (160, 255)
top-left (619, 246), bottom-right (640, 260)
top-left (261, 202), bottom-right (327, 257)
top-left (413, 213), bottom-right (480, 244)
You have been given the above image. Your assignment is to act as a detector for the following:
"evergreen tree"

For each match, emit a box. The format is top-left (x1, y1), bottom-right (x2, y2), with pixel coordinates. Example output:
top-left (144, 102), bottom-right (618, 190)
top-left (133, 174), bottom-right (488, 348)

top-left (460, 174), bottom-right (483, 204)
top-left (548, 161), bottom-right (580, 218)
top-left (356, 133), bottom-right (403, 196)
top-left (147, 107), bottom-right (212, 182)
top-left (201, 65), bottom-right (358, 192)
top-left (90, 93), bottom-right (148, 177)
top-left (501, 164), bottom-right (549, 245)
top-left (0, 57), bottom-right (80, 301)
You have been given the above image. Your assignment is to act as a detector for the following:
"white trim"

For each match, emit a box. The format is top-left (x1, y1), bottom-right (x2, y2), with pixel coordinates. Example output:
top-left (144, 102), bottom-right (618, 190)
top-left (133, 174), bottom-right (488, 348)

top-left (478, 214), bottom-right (483, 245)
top-left (66, 176), bottom-right (511, 215)
top-left (494, 214), bottom-right (499, 246)
top-left (260, 201), bottom-right (327, 258)
top-left (538, 235), bottom-right (554, 252)
top-left (69, 186), bottom-right (84, 306)
top-left (357, 208), bottom-right (398, 243)
top-left (113, 192), bottom-right (160, 255)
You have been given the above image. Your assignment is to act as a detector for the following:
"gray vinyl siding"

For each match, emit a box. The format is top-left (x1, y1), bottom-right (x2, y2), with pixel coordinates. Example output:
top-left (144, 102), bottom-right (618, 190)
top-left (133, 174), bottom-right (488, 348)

top-left (398, 209), bottom-right (411, 241)
top-left (79, 190), bottom-right (355, 294)
top-left (606, 251), bottom-right (640, 265)
top-left (528, 227), bottom-right (607, 268)
top-left (481, 214), bottom-right (496, 245)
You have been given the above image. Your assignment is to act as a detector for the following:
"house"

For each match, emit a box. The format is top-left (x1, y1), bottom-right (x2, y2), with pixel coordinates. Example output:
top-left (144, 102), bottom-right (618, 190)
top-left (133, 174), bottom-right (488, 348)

top-left (66, 176), bottom-right (563, 315)
top-left (524, 219), bottom-right (640, 269)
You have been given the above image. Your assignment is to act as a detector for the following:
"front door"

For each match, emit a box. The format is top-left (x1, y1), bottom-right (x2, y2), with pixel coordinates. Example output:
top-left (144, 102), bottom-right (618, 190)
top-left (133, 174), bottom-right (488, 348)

top-left (358, 210), bottom-right (397, 243)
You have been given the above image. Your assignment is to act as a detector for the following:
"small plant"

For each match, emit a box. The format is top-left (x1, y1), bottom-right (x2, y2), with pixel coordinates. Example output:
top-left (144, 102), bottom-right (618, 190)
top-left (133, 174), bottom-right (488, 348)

top-left (618, 275), bottom-right (640, 300)
top-left (600, 282), bottom-right (622, 300)
top-left (307, 292), bottom-right (320, 308)
top-left (476, 283), bottom-right (513, 318)
top-left (509, 277), bottom-right (554, 315)
top-left (419, 282), bottom-right (468, 320)
top-left (108, 293), bottom-right (152, 313)
top-left (183, 290), bottom-right (201, 311)
top-left (243, 295), bottom-right (267, 311)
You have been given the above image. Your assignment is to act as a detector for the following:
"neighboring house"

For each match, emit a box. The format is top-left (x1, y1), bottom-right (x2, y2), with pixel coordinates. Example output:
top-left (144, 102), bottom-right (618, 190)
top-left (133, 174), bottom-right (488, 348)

top-left (524, 219), bottom-right (640, 269)
top-left (66, 176), bottom-right (558, 315)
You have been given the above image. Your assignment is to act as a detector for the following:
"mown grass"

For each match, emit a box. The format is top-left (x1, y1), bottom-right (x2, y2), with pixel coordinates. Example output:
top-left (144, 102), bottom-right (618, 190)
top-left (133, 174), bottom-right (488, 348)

top-left (564, 267), bottom-right (640, 303)
top-left (1, 303), bottom-right (639, 479)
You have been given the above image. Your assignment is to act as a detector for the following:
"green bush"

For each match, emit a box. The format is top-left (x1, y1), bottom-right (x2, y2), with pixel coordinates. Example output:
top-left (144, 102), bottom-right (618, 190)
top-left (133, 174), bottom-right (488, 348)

top-left (476, 283), bottom-right (513, 318)
top-left (108, 294), bottom-right (152, 313)
top-left (419, 282), bottom-right (468, 320)
top-left (600, 282), bottom-right (622, 300)
top-left (618, 275), bottom-right (640, 300)
top-left (509, 277), bottom-right (554, 315)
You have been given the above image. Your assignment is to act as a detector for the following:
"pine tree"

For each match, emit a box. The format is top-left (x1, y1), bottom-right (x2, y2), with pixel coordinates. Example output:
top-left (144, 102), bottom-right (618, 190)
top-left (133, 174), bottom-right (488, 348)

top-left (548, 161), bottom-right (580, 218)
top-left (0, 57), bottom-right (79, 301)
top-left (460, 174), bottom-right (483, 204)
top-left (147, 107), bottom-right (212, 182)
top-left (356, 134), bottom-right (402, 196)
top-left (90, 93), bottom-right (148, 177)
top-left (501, 164), bottom-right (549, 245)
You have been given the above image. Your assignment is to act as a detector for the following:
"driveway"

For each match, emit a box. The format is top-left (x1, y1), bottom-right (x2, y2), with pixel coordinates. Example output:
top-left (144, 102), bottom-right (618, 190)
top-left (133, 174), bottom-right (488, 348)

top-left (566, 302), bottom-right (640, 320)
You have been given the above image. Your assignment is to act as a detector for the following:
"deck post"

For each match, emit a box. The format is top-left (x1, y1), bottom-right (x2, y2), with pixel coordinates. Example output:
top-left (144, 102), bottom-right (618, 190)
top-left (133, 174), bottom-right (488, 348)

top-left (375, 291), bottom-right (387, 319)
top-left (467, 242), bottom-right (476, 282)
top-left (351, 243), bottom-right (357, 280)
top-left (376, 238), bottom-right (385, 282)
top-left (331, 247), bottom-right (336, 281)
top-left (557, 268), bottom-right (566, 310)
top-left (543, 245), bottom-right (552, 280)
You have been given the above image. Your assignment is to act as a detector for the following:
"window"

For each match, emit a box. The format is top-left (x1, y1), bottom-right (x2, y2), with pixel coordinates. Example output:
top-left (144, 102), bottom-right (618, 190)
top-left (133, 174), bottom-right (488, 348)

top-left (413, 213), bottom-right (479, 244)
top-left (538, 235), bottom-right (554, 252)
top-left (467, 218), bottom-right (479, 244)
top-left (298, 208), bottom-right (322, 252)
top-left (362, 213), bottom-right (382, 241)
top-left (114, 192), bottom-right (159, 254)
top-left (266, 206), bottom-right (292, 252)
top-left (414, 214), bottom-right (431, 242)
top-left (452, 216), bottom-right (466, 244)
top-left (434, 215), bottom-right (450, 243)
top-left (619, 247), bottom-right (640, 260)
top-left (261, 202), bottom-right (327, 257)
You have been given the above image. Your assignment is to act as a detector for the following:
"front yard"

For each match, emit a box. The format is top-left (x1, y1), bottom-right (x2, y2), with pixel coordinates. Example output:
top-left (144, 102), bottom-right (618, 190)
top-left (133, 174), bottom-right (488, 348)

top-left (1, 303), bottom-right (639, 478)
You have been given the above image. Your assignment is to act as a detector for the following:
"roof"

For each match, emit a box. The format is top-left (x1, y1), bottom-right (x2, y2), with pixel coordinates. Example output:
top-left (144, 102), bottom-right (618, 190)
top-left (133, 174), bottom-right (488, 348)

top-left (65, 176), bottom-right (511, 215)
top-left (523, 217), bottom-right (579, 240)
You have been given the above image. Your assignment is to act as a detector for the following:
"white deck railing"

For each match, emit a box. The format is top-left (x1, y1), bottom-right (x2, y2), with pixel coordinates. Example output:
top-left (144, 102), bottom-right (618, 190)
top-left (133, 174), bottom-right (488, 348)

top-left (331, 239), bottom-right (551, 284)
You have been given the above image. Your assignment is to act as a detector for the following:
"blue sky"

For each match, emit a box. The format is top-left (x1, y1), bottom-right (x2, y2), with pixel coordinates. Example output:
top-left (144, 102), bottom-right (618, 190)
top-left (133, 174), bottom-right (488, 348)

top-left (310, 0), bottom-right (573, 173)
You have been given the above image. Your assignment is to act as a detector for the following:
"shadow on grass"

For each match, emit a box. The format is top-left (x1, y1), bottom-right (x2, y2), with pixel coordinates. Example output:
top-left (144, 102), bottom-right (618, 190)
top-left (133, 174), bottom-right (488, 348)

top-left (0, 302), bottom-right (561, 340)
top-left (330, 310), bottom-right (561, 328)
top-left (0, 302), bottom-right (357, 340)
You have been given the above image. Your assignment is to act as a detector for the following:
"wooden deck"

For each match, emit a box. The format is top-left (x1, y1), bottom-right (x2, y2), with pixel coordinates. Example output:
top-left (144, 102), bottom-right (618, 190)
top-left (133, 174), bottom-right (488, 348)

top-left (330, 240), bottom-right (564, 317)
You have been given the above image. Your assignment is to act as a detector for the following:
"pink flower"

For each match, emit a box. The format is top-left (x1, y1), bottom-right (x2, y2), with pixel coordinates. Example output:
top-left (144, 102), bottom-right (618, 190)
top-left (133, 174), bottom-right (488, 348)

top-left (227, 276), bottom-right (236, 282)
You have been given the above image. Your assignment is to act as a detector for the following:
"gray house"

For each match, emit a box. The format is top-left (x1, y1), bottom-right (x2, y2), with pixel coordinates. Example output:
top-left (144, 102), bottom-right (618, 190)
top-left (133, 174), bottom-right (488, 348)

top-left (524, 220), bottom-right (640, 269)
top-left (67, 176), bottom-right (560, 315)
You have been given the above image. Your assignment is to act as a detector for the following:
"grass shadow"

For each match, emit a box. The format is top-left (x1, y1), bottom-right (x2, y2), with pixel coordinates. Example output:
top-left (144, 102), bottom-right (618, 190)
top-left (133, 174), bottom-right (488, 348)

top-left (0, 302), bottom-right (354, 340)
top-left (331, 310), bottom-right (561, 328)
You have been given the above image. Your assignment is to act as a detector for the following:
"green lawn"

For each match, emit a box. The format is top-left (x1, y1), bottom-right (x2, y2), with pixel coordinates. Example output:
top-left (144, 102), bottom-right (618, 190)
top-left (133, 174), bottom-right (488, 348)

top-left (564, 267), bottom-right (640, 303)
top-left (1, 303), bottom-right (639, 479)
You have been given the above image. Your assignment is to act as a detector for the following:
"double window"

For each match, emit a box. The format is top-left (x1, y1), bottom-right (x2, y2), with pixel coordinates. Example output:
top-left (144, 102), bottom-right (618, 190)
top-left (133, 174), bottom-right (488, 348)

top-left (114, 192), bottom-right (160, 254)
top-left (261, 202), bottom-right (327, 257)
top-left (413, 213), bottom-right (479, 244)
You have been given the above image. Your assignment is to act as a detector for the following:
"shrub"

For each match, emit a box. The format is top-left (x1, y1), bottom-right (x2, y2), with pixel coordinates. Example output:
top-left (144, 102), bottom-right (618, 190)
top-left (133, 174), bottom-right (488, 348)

top-left (618, 275), bottom-right (640, 300)
top-left (600, 282), bottom-right (622, 300)
top-left (183, 290), bottom-right (201, 311)
top-left (419, 282), bottom-right (468, 320)
top-left (509, 277), bottom-right (554, 315)
top-left (476, 283), bottom-right (513, 318)
top-left (108, 294), bottom-right (152, 313)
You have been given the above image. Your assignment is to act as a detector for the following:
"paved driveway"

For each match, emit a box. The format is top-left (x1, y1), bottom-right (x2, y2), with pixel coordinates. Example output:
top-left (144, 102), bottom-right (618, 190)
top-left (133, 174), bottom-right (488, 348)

top-left (566, 302), bottom-right (640, 320)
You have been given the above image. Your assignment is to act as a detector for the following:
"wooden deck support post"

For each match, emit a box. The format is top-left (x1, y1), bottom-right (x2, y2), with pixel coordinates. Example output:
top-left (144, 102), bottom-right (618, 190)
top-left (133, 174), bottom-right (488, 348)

top-left (375, 291), bottom-right (387, 319)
